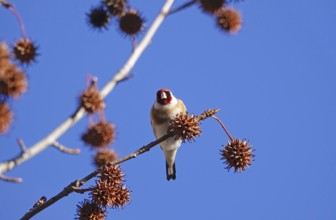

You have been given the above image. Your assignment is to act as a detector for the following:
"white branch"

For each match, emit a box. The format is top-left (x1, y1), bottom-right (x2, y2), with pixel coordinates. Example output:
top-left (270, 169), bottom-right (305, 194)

top-left (0, 174), bottom-right (23, 183)
top-left (0, 0), bottom-right (175, 176)
top-left (99, 0), bottom-right (174, 98)
top-left (52, 141), bottom-right (80, 155)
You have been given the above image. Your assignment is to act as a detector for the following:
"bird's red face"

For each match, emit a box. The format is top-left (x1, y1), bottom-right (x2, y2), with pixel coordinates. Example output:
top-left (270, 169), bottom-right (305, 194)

top-left (156, 88), bottom-right (172, 105)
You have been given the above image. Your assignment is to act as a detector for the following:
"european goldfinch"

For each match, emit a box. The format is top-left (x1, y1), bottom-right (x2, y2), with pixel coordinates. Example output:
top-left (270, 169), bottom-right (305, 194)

top-left (150, 88), bottom-right (187, 181)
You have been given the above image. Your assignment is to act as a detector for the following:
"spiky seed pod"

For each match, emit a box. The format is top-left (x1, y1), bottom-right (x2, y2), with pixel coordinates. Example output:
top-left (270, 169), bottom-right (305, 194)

top-left (75, 199), bottom-right (106, 220)
top-left (103, 0), bottom-right (126, 17)
top-left (99, 165), bottom-right (124, 185)
top-left (82, 121), bottom-right (115, 148)
top-left (199, 0), bottom-right (225, 14)
top-left (0, 102), bottom-right (13, 133)
top-left (215, 7), bottom-right (241, 33)
top-left (168, 112), bottom-right (202, 143)
top-left (196, 109), bottom-right (220, 121)
top-left (113, 185), bottom-right (131, 209)
top-left (220, 139), bottom-right (254, 172)
top-left (119, 10), bottom-right (144, 36)
top-left (90, 180), bottom-right (111, 208)
top-left (0, 62), bottom-right (27, 98)
top-left (87, 7), bottom-right (110, 30)
top-left (94, 150), bottom-right (118, 167)
top-left (0, 42), bottom-right (10, 63)
top-left (80, 86), bottom-right (105, 114)
top-left (13, 38), bottom-right (38, 64)
top-left (90, 180), bottom-right (130, 209)
top-left (91, 165), bottom-right (130, 209)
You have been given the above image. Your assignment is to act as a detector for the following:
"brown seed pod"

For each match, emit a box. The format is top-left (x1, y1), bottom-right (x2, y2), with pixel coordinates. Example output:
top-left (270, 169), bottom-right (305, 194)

top-left (98, 165), bottom-right (124, 185)
top-left (168, 112), bottom-right (202, 143)
top-left (196, 109), bottom-right (220, 121)
top-left (80, 86), bottom-right (105, 114)
top-left (82, 121), bottom-right (115, 148)
top-left (13, 38), bottom-right (38, 64)
top-left (91, 165), bottom-right (130, 209)
top-left (199, 0), bottom-right (225, 14)
top-left (215, 7), bottom-right (241, 33)
top-left (94, 150), bottom-right (118, 167)
top-left (113, 184), bottom-right (131, 209)
top-left (0, 42), bottom-right (11, 63)
top-left (87, 6), bottom-right (110, 30)
top-left (0, 62), bottom-right (27, 98)
top-left (220, 139), bottom-right (254, 172)
top-left (75, 199), bottom-right (106, 220)
top-left (103, 0), bottom-right (126, 17)
top-left (90, 180), bottom-right (130, 209)
top-left (119, 10), bottom-right (144, 36)
top-left (0, 102), bottom-right (13, 133)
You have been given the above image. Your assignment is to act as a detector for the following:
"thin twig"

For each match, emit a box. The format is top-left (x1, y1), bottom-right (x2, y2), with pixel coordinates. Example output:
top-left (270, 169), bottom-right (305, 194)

top-left (1, 0), bottom-right (27, 38)
top-left (0, 0), bottom-right (175, 177)
top-left (52, 141), bottom-right (80, 155)
top-left (21, 108), bottom-right (220, 219)
top-left (211, 115), bottom-right (233, 141)
top-left (168, 0), bottom-right (197, 16)
top-left (8, 7), bottom-right (26, 38)
top-left (20, 179), bottom-right (82, 220)
top-left (131, 36), bottom-right (137, 51)
top-left (0, 174), bottom-right (23, 183)
top-left (0, 0), bottom-right (11, 8)
top-left (17, 138), bottom-right (27, 153)
top-left (117, 73), bottom-right (134, 84)
top-left (20, 133), bottom-right (173, 220)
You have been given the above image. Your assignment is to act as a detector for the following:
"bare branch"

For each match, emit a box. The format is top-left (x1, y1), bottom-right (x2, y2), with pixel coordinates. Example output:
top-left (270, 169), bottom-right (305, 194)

top-left (0, 0), bottom-right (11, 8)
top-left (117, 73), bottom-right (134, 84)
top-left (52, 141), bottom-right (80, 155)
top-left (20, 108), bottom-right (219, 219)
top-left (0, 0), bottom-right (175, 176)
top-left (17, 138), bottom-right (27, 153)
top-left (131, 36), bottom-right (137, 51)
top-left (20, 133), bottom-right (173, 220)
top-left (211, 115), bottom-right (234, 141)
top-left (0, 174), bottom-right (23, 183)
top-left (168, 0), bottom-right (197, 16)
top-left (1, 0), bottom-right (27, 38)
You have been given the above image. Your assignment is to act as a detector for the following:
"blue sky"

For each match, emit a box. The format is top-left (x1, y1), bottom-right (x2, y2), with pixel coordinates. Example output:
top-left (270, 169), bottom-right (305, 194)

top-left (1, 0), bottom-right (336, 219)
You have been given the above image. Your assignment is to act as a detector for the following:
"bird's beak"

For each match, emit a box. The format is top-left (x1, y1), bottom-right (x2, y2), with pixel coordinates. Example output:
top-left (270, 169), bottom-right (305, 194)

top-left (160, 92), bottom-right (167, 99)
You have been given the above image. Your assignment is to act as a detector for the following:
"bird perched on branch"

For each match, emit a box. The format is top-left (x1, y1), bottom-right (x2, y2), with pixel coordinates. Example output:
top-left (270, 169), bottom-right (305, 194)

top-left (150, 88), bottom-right (186, 181)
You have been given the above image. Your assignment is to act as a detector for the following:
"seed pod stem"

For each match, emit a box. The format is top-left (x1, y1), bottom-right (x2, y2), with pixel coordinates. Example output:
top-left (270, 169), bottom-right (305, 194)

top-left (7, 5), bottom-right (27, 38)
top-left (211, 115), bottom-right (233, 141)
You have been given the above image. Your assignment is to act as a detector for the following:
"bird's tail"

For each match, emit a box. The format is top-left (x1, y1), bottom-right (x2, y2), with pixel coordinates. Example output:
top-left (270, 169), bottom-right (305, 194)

top-left (166, 162), bottom-right (176, 181)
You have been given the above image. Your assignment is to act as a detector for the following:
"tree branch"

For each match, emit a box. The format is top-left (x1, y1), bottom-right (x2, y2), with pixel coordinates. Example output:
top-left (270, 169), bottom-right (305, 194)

top-left (52, 141), bottom-right (80, 155)
top-left (168, 0), bottom-right (197, 16)
top-left (0, 174), bottom-right (23, 183)
top-left (20, 133), bottom-right (173, 220)
top-left (20, 108), bottom-right (220, 219)
top-left (0, 0), bottom-right (12, 9)
top-left (1, 0), bottom-right (27, 38)
top-left (0, 0), bottom-right (175, 177)
top-left (17, 138), bottom-right (27, 153)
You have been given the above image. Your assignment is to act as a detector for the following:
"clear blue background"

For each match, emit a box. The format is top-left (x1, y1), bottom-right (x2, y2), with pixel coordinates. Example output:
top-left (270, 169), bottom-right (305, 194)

top-left (1, 0), bottom-right (335, 219)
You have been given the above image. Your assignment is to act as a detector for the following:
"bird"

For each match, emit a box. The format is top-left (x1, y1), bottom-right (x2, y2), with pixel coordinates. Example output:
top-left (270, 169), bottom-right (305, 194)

top-left (150, 88), bottom-right (187, 181)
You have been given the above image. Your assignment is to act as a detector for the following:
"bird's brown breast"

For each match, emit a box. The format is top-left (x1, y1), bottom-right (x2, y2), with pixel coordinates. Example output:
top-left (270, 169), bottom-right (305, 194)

top-left (150, 106), bottom-right (170, 125)
top-left (150, 100), bottom-right (186, 125)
